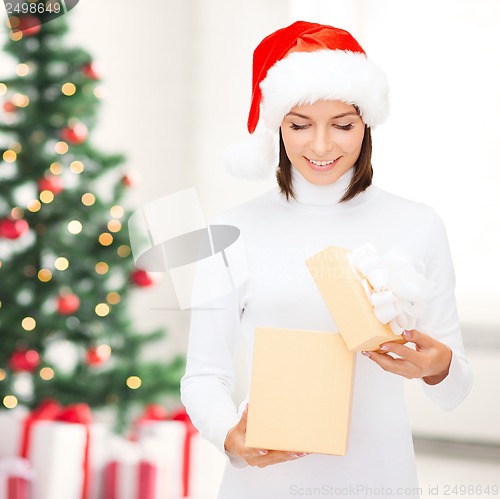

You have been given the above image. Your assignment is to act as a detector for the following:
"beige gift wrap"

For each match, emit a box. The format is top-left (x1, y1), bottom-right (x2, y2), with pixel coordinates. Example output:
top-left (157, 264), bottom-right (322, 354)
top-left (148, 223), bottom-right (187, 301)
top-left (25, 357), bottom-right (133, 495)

top-left (245, 327), bottom-right (355, 455)
top-left (306, 246), bottom-right (405, 352)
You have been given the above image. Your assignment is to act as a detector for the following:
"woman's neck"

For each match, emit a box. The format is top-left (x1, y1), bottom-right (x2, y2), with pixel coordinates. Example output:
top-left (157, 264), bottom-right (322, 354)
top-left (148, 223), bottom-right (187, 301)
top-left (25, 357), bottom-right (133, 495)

top-left (279, 166), bottom-right (374, 212)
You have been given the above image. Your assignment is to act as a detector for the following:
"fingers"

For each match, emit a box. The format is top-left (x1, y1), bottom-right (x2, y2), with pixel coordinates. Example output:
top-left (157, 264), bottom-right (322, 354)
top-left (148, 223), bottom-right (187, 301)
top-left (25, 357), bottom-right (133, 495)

top-left (370, 329), bottom-right (437, 364)
top-left (363, 350), bottom-right (419, 379)
top-left (226, 409), bottom-right (288, 467)
top-left (378, 341), bottom-right (419, 364)
top-left (362, 329), bottom-right (453, 380)
top-left (239, 405), bottom-right (268, 457)
top-left (232, 404), bottom-right (308, 468)
top-left (362, 330), bottom-right (422, 378)
top-left (246, 449), bottom-right (309, 468)
top-left (402, 329), bottom-right (436, 349)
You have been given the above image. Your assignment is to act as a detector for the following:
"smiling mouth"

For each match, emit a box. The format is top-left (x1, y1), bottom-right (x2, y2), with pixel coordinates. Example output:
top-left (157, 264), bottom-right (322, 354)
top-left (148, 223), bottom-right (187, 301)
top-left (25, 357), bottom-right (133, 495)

top-left (307, 158), bottom-right (334, 166)
top-left (305, 157), bottom-right (339, 168)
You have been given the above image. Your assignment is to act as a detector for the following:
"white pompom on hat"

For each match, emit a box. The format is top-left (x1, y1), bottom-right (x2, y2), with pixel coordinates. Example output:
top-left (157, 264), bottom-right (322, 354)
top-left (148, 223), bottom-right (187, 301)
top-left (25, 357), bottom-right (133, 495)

top-left (224, 21), bottom-right (390, 180)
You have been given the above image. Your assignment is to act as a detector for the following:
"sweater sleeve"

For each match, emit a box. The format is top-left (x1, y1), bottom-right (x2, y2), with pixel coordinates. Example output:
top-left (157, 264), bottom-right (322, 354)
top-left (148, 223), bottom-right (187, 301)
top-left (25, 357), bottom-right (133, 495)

top-left (416, 209), bottom-right (473, 410)
top-left (179, 223), bottom-right (249, 468)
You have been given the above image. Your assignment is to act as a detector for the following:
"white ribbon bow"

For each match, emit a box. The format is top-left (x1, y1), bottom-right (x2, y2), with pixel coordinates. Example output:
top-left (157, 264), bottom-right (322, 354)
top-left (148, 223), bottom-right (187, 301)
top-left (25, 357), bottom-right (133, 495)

top-left (347, 243), bottom-right (434, 335)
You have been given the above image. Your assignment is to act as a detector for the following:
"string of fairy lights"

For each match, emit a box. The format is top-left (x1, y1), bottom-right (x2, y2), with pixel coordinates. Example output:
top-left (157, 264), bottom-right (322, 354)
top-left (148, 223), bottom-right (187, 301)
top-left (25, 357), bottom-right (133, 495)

top-left (0, 19), bottom-right (149, 410)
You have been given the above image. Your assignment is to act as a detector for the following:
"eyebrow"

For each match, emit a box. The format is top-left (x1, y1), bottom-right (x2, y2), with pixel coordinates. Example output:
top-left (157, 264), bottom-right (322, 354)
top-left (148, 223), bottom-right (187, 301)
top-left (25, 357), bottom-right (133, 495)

top-left (286, 111), bottom-right (358, 120)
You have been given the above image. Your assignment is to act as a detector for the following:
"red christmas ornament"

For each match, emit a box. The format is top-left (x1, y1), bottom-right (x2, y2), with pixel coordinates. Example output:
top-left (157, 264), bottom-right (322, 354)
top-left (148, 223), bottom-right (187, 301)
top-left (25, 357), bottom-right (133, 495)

top-left (86, 345), bottom-right (110, 366)
top-left (0, 218), bottom-right (29, 239)
top-left (9, 349), bottom-right (40, 372)
top-left (57, 293), bottom-right (80, 315)
top-left (3, 101), bottom-right (16, 113)
top-left (131, 269), bottom-right (156, 287)
top-left (16, 15), bottom-right (41, 36)
top-left (82, 62), bottom-right (100, 80)
top-left (121, 171), bottom-right (141, 187)
top-left (38, 175), bottom-right (64, 195)
top-left (60, 123), bottom-right (88, 145)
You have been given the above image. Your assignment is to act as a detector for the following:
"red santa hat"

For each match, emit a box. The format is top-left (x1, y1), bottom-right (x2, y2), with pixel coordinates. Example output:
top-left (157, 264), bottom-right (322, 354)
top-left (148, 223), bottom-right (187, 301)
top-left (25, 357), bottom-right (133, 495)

top-left (224, 21), bottom-right (390, 180)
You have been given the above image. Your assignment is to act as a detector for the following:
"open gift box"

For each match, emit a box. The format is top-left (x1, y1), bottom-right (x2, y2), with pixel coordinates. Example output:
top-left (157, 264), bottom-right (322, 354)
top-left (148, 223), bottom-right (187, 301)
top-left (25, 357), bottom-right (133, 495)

top-left (245, 244), bottom-right (431, 456)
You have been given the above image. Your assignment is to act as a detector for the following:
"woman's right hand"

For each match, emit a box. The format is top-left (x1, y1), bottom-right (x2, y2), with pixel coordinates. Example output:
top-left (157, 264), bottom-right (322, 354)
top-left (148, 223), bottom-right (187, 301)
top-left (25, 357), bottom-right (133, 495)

top-left (223, 405), bottom-right (308, 468)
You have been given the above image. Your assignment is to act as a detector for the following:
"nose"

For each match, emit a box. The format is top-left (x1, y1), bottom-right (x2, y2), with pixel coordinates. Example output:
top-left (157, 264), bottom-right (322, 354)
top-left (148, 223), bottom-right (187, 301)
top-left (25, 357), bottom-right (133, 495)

top-left (310, 127), bottom-right (333, 156)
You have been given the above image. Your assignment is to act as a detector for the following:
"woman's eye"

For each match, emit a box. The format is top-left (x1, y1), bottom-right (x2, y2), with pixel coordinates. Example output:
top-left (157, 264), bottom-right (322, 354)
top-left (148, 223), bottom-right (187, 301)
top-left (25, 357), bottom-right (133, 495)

top-left (290, 123), bottom-right (308, 130)
top-left (335, 124), bottom-right (354, 131)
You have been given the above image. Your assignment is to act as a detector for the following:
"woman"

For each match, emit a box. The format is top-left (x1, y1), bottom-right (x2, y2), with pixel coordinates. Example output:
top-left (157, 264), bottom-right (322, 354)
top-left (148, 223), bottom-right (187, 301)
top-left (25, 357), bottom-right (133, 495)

top-left (180, 21), bottom-right (473, 498)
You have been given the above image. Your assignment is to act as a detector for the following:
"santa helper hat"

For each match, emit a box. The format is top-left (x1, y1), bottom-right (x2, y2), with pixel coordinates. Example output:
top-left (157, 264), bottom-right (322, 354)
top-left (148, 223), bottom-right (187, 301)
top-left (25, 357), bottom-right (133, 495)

top-left (224, 21), bottom-right (390, 180)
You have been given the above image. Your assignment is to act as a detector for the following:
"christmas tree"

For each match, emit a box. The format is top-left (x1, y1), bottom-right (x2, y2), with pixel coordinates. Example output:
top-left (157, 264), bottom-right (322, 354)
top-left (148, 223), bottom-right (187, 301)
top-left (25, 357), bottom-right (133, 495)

top-left (0, 12), bottom-right (184, 430)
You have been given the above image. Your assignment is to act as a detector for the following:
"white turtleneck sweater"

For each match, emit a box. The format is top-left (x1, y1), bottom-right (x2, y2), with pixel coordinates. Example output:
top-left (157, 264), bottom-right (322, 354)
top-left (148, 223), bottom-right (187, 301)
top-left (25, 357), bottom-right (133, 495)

top-left (180, 168), bottom-right (473, 499)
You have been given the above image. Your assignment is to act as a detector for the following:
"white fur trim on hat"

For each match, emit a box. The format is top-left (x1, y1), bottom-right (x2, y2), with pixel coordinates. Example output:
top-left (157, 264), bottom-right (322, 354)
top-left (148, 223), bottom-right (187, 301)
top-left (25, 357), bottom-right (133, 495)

top-left (261, 49), bottom-right (389, 129)
top-left (223, 129), bottom-right (278, 181)
top-left (224, 49), bottom-right (389, 180)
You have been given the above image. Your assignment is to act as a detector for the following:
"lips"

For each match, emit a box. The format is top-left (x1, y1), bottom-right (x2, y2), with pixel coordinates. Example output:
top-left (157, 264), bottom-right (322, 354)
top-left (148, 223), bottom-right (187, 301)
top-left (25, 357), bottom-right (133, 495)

top-left (308, 158), bottom-right (334, 167)
top-left (305, 156), bottom-right (339, 172)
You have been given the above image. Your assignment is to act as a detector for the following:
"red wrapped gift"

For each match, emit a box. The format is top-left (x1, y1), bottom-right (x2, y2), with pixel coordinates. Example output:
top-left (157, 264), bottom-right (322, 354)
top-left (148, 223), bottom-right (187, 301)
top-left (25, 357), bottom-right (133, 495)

top-left (136, 407), bottom-right (197, 497)
top-left (103, 437), bottom-right (168, 499)
top-left (19, 400), bottom-right (93, 499)
top-left (0, 457), bottom-right (33, 499)
top-left (138, 407), bottom-right (225, 498)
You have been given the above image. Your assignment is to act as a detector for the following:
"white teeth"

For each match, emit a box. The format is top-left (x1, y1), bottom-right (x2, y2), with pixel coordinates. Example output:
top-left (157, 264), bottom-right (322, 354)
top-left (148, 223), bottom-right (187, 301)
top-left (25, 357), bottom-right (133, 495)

top-left (308, 159), bottom-right (334, 166)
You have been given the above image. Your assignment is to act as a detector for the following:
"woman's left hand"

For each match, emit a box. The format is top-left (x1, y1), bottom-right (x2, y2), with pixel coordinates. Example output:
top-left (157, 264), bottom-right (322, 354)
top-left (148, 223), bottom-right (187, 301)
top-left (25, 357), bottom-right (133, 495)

top-left (362, 329), bottom-right (452, 385)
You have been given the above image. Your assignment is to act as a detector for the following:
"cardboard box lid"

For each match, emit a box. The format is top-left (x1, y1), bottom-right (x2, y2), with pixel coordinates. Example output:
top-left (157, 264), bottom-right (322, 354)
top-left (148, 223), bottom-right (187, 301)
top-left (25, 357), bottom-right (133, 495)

top-left (306, 246), bottom-right (403, 352)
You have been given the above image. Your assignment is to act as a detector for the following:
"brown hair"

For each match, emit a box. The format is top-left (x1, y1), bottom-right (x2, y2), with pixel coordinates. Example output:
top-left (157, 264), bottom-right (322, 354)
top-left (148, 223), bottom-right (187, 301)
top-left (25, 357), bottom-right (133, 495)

top-left (276, 125), bottom-right (373, 203)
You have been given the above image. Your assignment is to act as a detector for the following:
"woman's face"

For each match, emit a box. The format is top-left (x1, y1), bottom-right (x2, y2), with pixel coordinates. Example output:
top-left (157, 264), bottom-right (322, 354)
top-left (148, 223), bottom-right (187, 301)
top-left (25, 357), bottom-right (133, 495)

top-left (280, 100), bottom-right (365, 186)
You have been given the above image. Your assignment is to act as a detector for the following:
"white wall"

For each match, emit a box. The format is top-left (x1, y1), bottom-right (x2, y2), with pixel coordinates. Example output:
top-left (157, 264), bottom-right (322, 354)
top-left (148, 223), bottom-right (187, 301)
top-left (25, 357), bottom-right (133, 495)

top-left (189, 0), bottom-right (288, 218)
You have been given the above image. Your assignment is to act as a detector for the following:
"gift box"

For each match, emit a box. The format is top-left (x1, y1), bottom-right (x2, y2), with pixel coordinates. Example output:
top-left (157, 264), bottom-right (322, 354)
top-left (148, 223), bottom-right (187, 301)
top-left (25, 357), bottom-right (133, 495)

top-left (306, 245), bottom-right (430, 352)
top-left (17, 401), bottom-right (96, 499)
top-left (30, 421), bottom-right (88, 499)
top-left (0, 408), bottom-right (29, 461)
top-left (138, 420), bottom-right (185, 498)
top-left (0, 457), bottom-right (32, 499)
top-left (102, 437), bottom-right (168, 499)
top-left (37, 421), bottom-right (109, 499)
top-left (1, 401), bottom-right (108, 499)
top-left (32, 421), bottom-right (110, 499)
top-left (245, 327), bottom-right (355, 455)
top-left (137, 410), bottom-right (226, 498)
